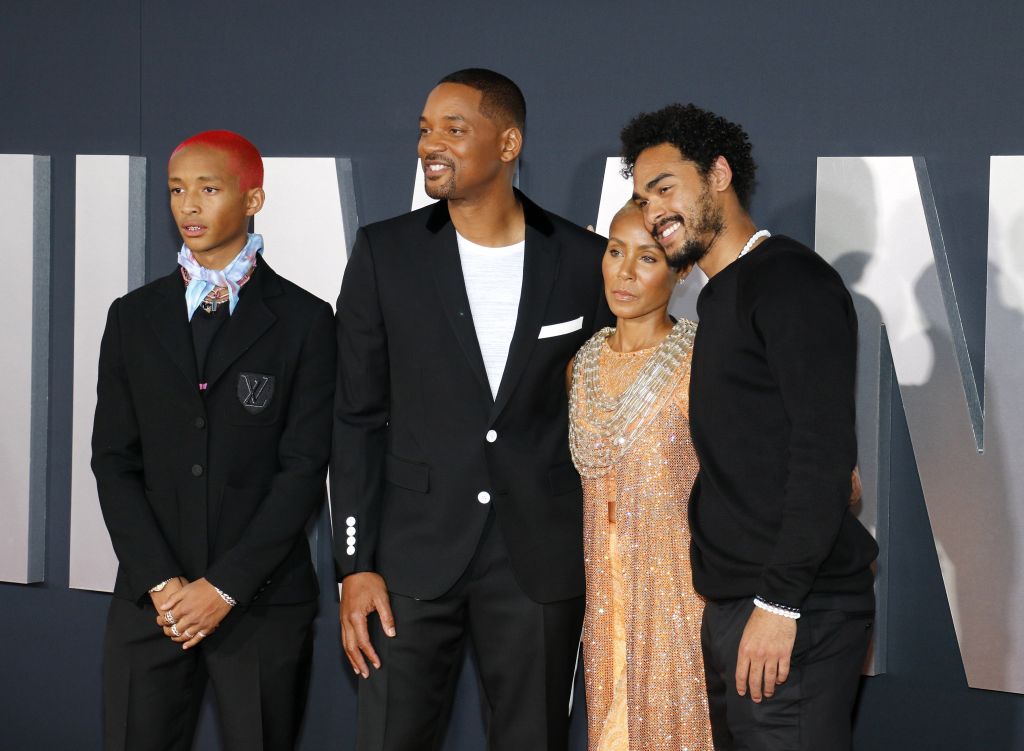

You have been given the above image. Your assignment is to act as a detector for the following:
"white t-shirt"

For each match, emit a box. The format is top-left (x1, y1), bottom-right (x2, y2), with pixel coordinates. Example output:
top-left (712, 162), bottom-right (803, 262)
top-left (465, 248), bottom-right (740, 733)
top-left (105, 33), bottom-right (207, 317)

top-left (456, 232), bottom-right (526, 399)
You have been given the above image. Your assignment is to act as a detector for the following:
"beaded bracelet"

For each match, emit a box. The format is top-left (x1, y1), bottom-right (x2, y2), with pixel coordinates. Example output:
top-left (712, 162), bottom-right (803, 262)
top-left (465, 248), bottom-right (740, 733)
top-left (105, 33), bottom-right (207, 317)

top-left (753, 596), bottom-right (801, 620)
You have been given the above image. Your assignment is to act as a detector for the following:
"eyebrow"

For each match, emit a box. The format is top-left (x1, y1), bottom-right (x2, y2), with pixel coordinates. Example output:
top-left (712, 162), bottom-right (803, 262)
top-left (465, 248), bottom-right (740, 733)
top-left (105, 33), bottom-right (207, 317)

top-left (643, 172), bottom-right (673, 192)
top-left (167, 175), bottom-right (223, 182)
top-left (419, 114), bottom-right (467, 123)
top-left (608, 235), bottom-right (663, 252)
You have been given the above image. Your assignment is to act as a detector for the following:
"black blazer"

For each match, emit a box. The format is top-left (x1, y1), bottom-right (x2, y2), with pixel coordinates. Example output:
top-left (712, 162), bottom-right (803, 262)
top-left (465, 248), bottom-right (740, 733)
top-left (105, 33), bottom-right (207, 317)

top-left (331, 192), bottom-right (611, 603)
top-left (91, 259), bottom-right (335, 607)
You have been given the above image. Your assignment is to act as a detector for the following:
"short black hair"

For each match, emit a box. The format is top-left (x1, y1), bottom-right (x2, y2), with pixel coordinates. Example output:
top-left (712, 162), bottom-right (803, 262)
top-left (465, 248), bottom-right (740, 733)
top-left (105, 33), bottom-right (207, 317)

top-left (438, 68), bottom-right (526, 133)
top-left (620, 103), bottom-right (757, 209)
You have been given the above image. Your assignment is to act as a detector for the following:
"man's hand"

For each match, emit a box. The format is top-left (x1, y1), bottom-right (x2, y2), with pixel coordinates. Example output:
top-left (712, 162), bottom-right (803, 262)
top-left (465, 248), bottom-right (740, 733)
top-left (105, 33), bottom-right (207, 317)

top-left (850, 467), bottom-right (862, 506)
top-left (149, 576), bottom-right (187, 620)
top-left (156, 577), bottom-right (232, 649)
top-left (340, 572), bottom-right (395, 678)
top-left (735, 606), bottom-right (798, 702)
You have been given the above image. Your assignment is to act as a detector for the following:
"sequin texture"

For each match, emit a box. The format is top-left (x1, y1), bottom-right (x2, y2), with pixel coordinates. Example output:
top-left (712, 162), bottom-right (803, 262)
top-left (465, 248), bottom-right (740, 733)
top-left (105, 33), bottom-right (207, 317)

top-left (571, 324), bottom-right (713, 751)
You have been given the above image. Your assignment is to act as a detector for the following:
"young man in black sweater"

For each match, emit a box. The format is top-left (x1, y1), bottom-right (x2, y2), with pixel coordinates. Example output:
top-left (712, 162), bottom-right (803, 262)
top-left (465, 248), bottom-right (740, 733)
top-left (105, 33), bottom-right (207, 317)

top-left (622, 104), bottom-right (878, 750)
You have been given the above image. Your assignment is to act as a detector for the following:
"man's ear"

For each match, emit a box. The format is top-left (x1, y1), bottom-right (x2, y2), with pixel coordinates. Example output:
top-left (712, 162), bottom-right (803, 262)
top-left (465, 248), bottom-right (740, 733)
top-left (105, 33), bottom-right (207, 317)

top-left (708, 155), bottom-right (734, 194)
top-left (499, 126), bottom-right (523, 164)
top-left (245, 187), bottom-right (266, 216)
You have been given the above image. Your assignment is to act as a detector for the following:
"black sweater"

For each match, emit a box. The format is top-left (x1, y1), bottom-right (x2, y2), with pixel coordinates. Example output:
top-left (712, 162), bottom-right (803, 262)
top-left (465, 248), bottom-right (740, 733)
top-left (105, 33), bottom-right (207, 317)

top-left (688, 235), bottom-right (877, 610)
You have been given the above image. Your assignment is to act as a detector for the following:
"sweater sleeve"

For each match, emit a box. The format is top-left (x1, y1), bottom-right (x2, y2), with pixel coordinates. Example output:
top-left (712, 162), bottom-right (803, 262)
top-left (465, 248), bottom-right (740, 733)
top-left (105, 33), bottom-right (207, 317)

top-left (750, 255), bottom-right (858, 609)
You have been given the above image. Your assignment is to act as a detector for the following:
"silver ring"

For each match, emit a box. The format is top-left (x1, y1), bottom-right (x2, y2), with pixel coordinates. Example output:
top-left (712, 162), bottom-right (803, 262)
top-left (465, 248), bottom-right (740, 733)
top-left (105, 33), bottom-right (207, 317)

top-left (171, 624), bottom-right (180, 637)
top-left (184, 629), bottom-right (194, 639)
top-left (164, 611), bottom-right (176, 625)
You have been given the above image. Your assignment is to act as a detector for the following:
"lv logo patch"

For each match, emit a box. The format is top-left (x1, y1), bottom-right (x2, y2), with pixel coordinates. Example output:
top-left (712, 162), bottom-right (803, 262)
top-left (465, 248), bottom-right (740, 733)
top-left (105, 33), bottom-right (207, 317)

top-left (238, 373), bottom-right (275, 414)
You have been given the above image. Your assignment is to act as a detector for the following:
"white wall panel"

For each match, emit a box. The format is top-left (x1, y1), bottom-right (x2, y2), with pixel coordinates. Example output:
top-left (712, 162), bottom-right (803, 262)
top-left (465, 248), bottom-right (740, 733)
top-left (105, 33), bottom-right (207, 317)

top-left (0, 155), bottom-right (49, 583)
top-left (256, 157), bottom-right (357, 308)
top-left (69, 155), bottom-right (146, 592)
top-left (816, 156), bottom-right (1024, 691)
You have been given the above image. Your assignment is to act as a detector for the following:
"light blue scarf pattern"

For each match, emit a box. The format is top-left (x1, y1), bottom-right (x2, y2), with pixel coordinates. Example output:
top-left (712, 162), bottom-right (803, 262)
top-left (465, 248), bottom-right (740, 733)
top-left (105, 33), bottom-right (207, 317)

top-left (178, 233), bottom-right (263, 321)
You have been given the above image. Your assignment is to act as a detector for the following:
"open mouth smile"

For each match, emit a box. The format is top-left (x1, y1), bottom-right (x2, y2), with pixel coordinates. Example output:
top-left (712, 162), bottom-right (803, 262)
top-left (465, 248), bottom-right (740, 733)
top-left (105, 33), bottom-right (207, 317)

top-left (658, 221), bottom-right (682, 241)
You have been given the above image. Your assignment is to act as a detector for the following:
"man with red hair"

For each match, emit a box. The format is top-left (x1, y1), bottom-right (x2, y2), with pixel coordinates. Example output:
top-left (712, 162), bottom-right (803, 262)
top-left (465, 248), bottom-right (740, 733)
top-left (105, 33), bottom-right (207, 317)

top-left (171, 129), bottom-right (265, 192)
top-left (92, 130), bottom-right (335, 750)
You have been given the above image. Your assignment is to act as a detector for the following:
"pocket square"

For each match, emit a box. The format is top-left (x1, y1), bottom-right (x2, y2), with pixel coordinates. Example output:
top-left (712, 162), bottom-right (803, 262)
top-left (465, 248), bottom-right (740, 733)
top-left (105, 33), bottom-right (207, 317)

top-left (538, 316), bottom-right (584, 339)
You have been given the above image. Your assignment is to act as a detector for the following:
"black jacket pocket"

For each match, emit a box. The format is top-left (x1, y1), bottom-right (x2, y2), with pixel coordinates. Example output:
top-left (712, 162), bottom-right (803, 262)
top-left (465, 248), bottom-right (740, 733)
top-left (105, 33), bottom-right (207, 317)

top-left (385, 453), bottom-right (430, 493)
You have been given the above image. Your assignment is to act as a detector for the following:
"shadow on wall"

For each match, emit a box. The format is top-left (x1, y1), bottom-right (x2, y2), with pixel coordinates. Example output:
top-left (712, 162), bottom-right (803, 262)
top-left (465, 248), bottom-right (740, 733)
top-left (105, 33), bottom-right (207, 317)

top-left (814, 157), bottom-right (888, 674)
top-left (902, 259), bottom-right (1014, 694)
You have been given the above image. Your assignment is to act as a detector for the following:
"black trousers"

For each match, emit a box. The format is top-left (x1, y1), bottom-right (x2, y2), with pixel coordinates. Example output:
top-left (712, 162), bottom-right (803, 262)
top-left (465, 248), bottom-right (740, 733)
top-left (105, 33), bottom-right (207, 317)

top-left (356, 513), bottom-right (585, 751)
top-left (103, 596), bottom-right (317, 751)
top-left (701, 598), bottom-right (873, 751)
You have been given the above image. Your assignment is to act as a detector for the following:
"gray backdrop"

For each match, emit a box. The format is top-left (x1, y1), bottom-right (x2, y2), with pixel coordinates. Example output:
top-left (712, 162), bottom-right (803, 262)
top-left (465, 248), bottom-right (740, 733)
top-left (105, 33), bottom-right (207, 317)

top-left (2, 0), bottom-right (1023, 748)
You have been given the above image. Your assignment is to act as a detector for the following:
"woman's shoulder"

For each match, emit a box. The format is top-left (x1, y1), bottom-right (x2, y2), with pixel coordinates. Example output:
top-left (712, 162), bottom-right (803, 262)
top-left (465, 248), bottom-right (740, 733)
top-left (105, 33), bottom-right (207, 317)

top-left (575, 326), bottom-right (615, 359)
top-left (670, 318), bottom-right (698, 415)
top-left (567, 326), bottom-right (614, 388)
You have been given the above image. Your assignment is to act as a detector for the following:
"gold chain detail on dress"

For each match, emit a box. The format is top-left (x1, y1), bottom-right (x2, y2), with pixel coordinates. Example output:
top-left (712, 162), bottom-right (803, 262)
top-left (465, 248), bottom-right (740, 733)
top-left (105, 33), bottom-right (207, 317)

top-left (569, 318), bottom-right (697, 478)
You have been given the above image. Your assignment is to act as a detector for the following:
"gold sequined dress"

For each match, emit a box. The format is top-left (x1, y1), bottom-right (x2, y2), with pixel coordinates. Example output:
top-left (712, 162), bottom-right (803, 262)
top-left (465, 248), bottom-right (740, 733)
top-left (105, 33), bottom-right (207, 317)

top-left (570, 323), bottom-right (714, 751)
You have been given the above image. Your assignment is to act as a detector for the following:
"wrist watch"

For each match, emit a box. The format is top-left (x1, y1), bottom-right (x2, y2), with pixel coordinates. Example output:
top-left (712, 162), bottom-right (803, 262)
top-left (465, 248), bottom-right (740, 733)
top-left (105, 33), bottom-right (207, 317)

top-left (149, 579), bottom-right (172, 593)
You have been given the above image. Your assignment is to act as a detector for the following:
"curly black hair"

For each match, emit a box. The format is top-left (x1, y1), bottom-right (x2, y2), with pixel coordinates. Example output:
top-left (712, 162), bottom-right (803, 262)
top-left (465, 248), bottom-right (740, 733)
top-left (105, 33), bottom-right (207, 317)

top-left (620, 103), bottom-right (757, 209)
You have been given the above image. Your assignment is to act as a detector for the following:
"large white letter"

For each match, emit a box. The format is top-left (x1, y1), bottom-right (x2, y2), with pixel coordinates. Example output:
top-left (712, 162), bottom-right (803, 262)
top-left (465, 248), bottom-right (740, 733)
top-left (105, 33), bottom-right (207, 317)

top-left (816, 156), bottom-right (1024, 693)
top-left (0, 155), bottom-right (50, 584)
top-left (256, 157), bottom-right (357, 307)
top-left (69, 155), bottom-right (146, 592)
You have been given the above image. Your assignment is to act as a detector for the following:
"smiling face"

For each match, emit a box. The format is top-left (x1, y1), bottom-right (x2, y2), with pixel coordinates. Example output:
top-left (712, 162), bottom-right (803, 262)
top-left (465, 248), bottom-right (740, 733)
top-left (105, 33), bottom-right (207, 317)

top-left (418, 82), bottom-right (517, 201)
top-left (167, 144), bottom-right (264, 269)
top-left (631, 142), bottom-right (724, 268)
top-left (603, 204), bottom-right (684, 323)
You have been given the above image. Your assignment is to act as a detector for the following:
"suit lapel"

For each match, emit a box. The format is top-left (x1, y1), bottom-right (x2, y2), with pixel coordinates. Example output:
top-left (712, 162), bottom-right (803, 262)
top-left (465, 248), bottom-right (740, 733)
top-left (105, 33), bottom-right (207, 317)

top-left (427, 202), bottom-right (492, 402)
top-left (147, 270), bottom-right (200, 391)
top-left (203, 259), bottom-right (280, 390)
top-left (490, 195), bottom-right (559, 422)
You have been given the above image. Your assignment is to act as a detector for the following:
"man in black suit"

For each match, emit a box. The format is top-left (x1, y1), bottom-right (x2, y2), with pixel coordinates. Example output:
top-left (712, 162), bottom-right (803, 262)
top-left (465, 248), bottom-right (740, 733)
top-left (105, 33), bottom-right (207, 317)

top-left (332, 69), bottom-right (611, 750)
top-left (92, 130), bottom-right (335, 751)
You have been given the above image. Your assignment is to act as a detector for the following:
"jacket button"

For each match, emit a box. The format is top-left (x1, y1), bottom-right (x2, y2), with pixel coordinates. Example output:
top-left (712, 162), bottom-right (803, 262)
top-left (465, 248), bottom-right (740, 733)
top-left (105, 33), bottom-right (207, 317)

top-left (485, 430), bottom-right (497, 443)
top-left (191, 464), bottom-right (204, 477)
top-left (477, 491), bottom-right (491, 504)
top-left (194, 416), bottom-right (206, 429)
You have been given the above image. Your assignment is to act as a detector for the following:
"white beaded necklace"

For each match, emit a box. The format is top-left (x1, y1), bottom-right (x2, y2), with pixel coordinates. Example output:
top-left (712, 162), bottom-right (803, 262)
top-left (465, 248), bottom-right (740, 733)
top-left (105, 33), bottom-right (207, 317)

top-left (569, 319), bottom-right (697, 478)
top-left (738, 229), bottom-right (771, 258)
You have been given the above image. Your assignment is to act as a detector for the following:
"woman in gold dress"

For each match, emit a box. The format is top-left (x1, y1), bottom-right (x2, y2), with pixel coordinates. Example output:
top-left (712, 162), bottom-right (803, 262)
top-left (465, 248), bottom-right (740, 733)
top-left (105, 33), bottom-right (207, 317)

top-left (568, 203), bottom-right (714, 751)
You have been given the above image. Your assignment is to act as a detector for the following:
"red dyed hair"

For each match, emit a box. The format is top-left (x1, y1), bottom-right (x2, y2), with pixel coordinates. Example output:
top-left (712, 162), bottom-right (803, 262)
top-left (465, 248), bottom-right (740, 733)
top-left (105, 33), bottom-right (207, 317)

top-left (169, 130), bottom-right (264, 190)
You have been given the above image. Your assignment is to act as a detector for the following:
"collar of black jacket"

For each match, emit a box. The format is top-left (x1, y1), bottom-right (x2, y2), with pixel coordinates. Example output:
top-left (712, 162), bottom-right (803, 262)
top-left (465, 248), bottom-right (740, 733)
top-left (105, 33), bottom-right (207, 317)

top-left (424, 188), bottom-right (555, 237)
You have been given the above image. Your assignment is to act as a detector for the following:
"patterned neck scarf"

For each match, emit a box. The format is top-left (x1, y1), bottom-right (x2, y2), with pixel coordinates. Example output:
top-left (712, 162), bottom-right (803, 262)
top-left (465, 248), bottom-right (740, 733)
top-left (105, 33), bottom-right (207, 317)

top-left (178, 233), bottom-right (263, 320)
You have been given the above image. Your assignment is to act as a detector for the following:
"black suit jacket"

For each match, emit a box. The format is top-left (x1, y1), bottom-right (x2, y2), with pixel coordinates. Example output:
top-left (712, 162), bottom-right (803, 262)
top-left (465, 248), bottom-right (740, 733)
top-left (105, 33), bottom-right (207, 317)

top-left (91, 259), bottom-right (335, 607)
top-left (331, 192), bottom-right (611, 603)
